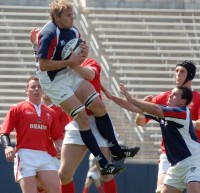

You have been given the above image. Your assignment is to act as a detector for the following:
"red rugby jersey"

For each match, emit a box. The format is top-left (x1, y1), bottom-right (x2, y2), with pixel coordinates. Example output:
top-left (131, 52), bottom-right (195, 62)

top-left (0, 101), bottom-right (63, 152)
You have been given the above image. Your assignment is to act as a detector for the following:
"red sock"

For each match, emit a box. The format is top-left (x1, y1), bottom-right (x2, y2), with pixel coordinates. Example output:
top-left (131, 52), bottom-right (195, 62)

top-left (97, 186), bottom-right (104, 193)
top-left (61, 181), bottom-right (75, 193)
top-left (103, 179), bottom-right (117, 193)
top-left (82, 187), bottom-right (90, 193)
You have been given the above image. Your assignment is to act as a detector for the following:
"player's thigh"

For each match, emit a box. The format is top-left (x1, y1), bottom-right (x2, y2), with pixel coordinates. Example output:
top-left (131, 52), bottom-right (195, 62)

top-left (60, 144), bottom-right (87, 174)
top-left (60, 95), bottom-right (89, 128)
top-left (187, 182), bottom-right (200, 193)
top-left (19, 176), bottom-right (38, 193)
top-left (59, 94), bottom-right (83, 114)
top-left (74, 80), bottom-right (96, 103)
top-left (161, 184), bottom-right (182, 193)
top-left (37, 170), bottom-right (60, 193)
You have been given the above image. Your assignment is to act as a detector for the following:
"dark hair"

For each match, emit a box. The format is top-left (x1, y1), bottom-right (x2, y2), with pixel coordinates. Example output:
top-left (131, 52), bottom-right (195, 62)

top-left (177, 85), bottom-right (193, 106)
top-left (176, 60), bottom-right (196, 84)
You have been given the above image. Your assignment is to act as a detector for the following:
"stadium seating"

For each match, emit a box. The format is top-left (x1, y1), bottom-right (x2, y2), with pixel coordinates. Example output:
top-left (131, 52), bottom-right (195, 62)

top-left (82, 7), bottom-right (200, 162)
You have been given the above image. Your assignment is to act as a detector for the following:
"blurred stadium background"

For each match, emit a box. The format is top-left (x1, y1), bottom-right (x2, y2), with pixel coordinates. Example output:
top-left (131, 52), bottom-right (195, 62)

top-left (0, 0), bottom-right (200, 192)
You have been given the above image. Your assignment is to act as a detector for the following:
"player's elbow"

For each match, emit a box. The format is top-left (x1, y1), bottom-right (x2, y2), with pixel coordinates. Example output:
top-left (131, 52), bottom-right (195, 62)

top-left (85, 70), bottom-right (95, 81)
top-left (39, 60), bottom-right (47, 71)
top-left (40, 66), bottom-right (46, 71)
top-left (87, 74), bottom-right (95, 81)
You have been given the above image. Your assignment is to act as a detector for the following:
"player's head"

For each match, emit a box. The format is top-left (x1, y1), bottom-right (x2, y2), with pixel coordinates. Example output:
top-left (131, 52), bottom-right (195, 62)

top-left (50, 0), bottom-right (74, 29)
top-left (175, 60), bottom-right (196, 85)
top-left (167, 85), bottom-right (193, 107)
top-left (25, 75), bottom-right (42, 103)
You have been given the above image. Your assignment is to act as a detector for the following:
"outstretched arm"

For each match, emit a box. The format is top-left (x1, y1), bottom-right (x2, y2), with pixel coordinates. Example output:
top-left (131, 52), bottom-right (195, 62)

top-left (119, 83), bottom-right (164, 119)
top-left (101, 85), bottom-right (143, 114)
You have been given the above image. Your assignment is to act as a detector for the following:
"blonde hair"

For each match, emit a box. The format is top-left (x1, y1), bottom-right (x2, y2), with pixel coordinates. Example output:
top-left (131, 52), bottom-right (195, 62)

top-left (49, 0), bottom-right (73, 22)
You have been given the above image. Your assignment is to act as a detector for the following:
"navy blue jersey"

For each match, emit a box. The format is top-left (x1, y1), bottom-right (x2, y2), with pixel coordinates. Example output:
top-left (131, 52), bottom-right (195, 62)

top-left (37, 21), bottom-right (80, 81)
top-left (144, 105), bottom-right (200, 165)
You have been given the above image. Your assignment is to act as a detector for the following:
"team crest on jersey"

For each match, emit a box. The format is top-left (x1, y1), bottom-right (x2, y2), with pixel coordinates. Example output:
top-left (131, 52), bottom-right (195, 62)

top-left (37, 119), bottom-right (42, 123)
top-left (60, 40), bottom-right (66, 46)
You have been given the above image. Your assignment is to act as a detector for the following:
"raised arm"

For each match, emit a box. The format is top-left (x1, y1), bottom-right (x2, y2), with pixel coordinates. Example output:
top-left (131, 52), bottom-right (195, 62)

top-left (119, 83), bottom-right (165, 119)
top-left (30, 28), bottom-right (40, 51)
top-left (101, 85), bottom-right (143, 114)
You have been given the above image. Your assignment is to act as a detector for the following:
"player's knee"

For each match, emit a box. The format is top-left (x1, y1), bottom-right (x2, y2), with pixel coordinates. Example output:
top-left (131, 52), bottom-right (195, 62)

top-left (59, 167), bottom-right (74, 183)
top-left (84, 92), bottom-right (99, 108)
top-left (76, 111), bottom-right (90, 128)
top-left (69, 105), bottom-right (85, 119)
top-left (59, 172), bottom-right (73, 184)
top-left (85, 92), bottom-right (106, 110)
top-left (85, 93), bottom-right (106, 112)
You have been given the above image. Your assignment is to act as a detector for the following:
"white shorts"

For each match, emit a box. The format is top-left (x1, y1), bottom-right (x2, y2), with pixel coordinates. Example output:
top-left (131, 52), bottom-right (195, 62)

top-left (87, 171), bottom-right (100, 180)
top-left (36, 68), bottom-right (83, 105)
top-left (14, 149), bottom-right (58, 182)
top-left (158, 153), bottom-right (171, 175)
top-left (63, 116), bottom-right (108, 147)
top-left (53, 157), bottom-right (61, 171)
top-left (163, 156), bottom-right (200, 191)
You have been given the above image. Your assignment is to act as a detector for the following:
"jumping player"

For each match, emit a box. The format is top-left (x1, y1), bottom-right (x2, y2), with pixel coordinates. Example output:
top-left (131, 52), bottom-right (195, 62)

top-left (30, 25), bottom-right (140, 192)
top-left (34, 0), bottom-right (138, 175)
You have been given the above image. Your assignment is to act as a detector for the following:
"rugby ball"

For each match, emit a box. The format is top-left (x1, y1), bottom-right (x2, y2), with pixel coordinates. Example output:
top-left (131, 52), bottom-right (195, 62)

top-left (61, 38), bottom-right (83, 60)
